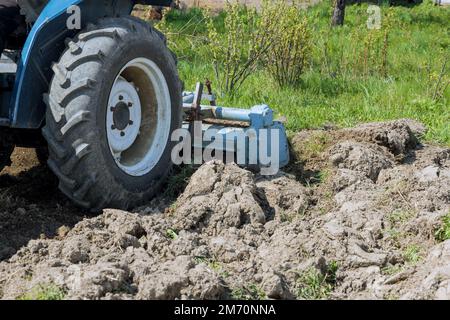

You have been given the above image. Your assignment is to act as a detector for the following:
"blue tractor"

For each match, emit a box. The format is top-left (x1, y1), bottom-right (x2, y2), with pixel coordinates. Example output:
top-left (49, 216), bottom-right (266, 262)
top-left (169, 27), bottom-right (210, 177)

top-left (0, 0), bottom-right (182, 210)
top-left (0, 0), bottom-right (290, 211)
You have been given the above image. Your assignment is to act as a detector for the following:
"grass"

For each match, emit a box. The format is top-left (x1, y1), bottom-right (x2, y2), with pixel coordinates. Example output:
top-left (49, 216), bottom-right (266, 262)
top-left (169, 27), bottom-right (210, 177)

top-left (403, 244), bottom-right (423, 264)
top-left (162, 165), bottom-right (196, 199)
top-left (301, 131), bottom-right (332, 159)
top-left (155, 0), bottom-right (449, 145)
top-left (387, 209), bottom-right (416, 225)
top-left (382, 246), bottom-right (423, 276)
top-left (382, 264), bottom-right (404, 276)
top-left (18, 283), bottom-right (66, 300)
top-left (435, 212), bottom-right (450, 242)
top-left (166, 228), bottom-right (178, 240)
top-left (231, 283), bottom-right (267, 300)
top-left (194, 256), bottom-right (231, 278)
top-left (296, 261), bottom-right (338, 300)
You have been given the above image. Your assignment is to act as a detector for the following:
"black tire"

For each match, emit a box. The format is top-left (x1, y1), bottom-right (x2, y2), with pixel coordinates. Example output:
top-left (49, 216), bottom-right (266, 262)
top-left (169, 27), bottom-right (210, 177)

top-left (42, 17), bottom-right (182, 211)
top-left (35, 146), bottom-right (48, 165)
top-left (0, 145), bottom-right (14, 172)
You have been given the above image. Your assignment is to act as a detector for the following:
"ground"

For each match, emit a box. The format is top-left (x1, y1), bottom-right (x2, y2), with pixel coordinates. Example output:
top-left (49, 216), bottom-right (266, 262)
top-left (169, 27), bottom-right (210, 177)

top-left (0, 119), bottom-right (449, 300)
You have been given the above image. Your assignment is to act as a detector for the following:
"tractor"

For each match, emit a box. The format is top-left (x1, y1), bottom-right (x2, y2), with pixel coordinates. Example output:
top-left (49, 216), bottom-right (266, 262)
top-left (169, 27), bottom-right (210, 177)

top-left (0, 0), bottom-right (289, 211)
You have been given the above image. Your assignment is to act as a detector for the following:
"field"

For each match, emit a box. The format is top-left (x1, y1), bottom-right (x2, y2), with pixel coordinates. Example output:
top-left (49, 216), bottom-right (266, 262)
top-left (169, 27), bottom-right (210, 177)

top-left (0, 0), bottom-right (449, 300)
top-left (158, 0), bottom-right (449, 144)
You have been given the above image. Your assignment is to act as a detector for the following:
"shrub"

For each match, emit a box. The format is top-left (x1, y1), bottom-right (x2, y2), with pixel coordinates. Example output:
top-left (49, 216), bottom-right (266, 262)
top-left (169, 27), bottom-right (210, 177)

top-left (206, 1), bottom-right (276, 95)
top-left (264, 1), bottom-right (312, 87)
top-left (205, 1), bottom-right (312, 93)
top-left (425, 55), bottom-right (450, 103)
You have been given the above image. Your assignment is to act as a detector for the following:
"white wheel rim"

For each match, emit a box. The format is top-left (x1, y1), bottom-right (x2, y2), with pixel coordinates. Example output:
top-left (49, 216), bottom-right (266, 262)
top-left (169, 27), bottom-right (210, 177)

top-left (106, 58), bottom-right (171, 177)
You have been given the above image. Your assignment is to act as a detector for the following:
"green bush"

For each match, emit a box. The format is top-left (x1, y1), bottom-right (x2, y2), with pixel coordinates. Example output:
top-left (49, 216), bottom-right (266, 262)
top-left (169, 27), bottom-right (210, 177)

top-left (206, 1), bottom-right (274, 94)
top-left (264, 1), bottom-right (312, 87)
top-left (205, 0), bottom-right (312, 93)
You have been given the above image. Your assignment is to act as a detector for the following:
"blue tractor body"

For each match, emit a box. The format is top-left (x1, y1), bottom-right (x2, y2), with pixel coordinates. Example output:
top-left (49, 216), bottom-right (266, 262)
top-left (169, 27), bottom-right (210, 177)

top-left (1, 0), bottom-right (171, 129)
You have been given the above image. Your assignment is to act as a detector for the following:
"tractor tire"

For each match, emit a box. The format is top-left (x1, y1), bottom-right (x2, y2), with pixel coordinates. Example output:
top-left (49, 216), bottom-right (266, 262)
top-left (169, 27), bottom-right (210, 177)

top-left (0, 145), bottom-right (14, 172)
top-left (42, 17), bottom-right (182, 211)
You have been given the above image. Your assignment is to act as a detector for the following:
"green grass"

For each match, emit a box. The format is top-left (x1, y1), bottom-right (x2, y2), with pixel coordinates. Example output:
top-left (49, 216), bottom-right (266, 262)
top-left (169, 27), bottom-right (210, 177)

top-left (302, 131), bottom-right (332, 159)
top-left (18, 283), bottom-right (66, 300)
top-left (166, 228), bottom-right (178, 240)
top-left (296, 261), bottom-right (338, 300)
top-left (194, 256), bottom-right (231, 278)
top-left (231, 283), bottom-right (267, 300)
top-left (435, 212), bottom-right (450, 242)
top-left (162, 165), bottom-right (196, 199)
top-left (403, 244), bottom-right (423, 264)
top-left (157, 0), bottom-right (449, 145)
top-left (382, 264), bottom-right (404, 276)
top-left (387, 209), bottom-right (416, 225)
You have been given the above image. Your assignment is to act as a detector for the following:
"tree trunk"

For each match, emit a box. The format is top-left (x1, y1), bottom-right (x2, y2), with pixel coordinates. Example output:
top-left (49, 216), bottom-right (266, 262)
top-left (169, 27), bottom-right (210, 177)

top-left (331, 0), bottom-right (346, 27)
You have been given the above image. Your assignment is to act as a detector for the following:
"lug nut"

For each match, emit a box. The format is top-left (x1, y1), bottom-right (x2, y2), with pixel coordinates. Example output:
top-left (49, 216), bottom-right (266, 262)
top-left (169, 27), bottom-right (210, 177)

top-left (111, 125), bottom-right (116, 130)
top-left (128, 102), bottom-right (133, 107)
top-left (129, 120), bottom-right (134, 125)
top-left (119, 95), bottom-right (124, 101)
top-left (120, 132), bottom-right (125, 137)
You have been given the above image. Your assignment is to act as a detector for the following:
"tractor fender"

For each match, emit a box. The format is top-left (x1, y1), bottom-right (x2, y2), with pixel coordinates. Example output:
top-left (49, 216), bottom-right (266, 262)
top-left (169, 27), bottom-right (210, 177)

top-left (10, 0), bottom-right (137, 128)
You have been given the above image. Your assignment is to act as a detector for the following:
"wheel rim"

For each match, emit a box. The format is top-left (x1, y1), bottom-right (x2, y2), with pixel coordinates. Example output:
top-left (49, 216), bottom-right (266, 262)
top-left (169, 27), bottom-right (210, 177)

top-left (106, 58), bottom-right (171, 177)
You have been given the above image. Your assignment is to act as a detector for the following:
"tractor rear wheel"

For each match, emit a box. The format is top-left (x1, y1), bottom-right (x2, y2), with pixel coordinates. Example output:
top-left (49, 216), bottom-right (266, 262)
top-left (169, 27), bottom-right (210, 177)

top-left (0, 145), bottom-right (13, 172)
top-left (43, 17), bottom-right (182, 211)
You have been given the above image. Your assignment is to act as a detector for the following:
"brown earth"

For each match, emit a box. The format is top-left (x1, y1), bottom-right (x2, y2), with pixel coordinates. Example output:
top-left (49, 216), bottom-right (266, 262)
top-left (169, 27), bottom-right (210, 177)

top-left (0, 119), bottom-right (449, 300)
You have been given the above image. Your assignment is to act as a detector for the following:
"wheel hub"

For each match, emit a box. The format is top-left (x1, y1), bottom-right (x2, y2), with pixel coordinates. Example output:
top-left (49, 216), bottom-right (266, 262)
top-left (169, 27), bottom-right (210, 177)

top-left (106, 77), bottom-right (142, 155)
top-left (112, 101), bottom-right (131, 131)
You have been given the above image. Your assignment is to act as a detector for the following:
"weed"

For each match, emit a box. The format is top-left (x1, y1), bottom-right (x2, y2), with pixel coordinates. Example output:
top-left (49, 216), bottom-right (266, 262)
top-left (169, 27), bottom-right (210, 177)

top-left (280, 210), bottom-right (292, 223)
top-left (382, 264), bottom-right (404, 276)
top-left (384, 293), bottom-right (400, 300)
top-left (435, 213), bottom-right (450, 242)
top-left (307, 169), bottom-right (332, 186)
top-left (385, 228), bottom-right (403, 246)
top-left (403, 244), bottom-right (423, 264)
top-left (194, 256), bottom-right (230, 278)
top-left (302, 132), bottom-right (332, 159)
top-left (163, 165), bottom-right (196, 199)
top-left (18, 283), bottom-right (66, 300)
top-left (425, 56), bottom-right (450, 103)
top-left (296, 261), bottom-right (338, 300)
top-left (166, 228), bottom-right (178, 240)
top-left (231, 283), bottom-right (266, 300)
top-left (387, 209), bottom-right (416, 225)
